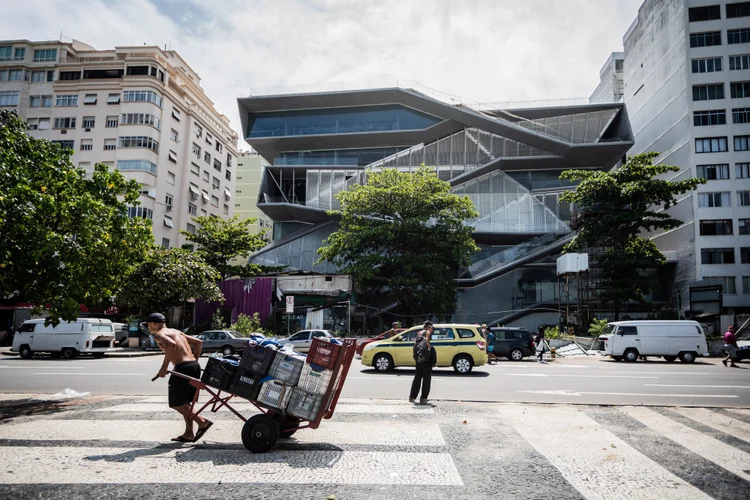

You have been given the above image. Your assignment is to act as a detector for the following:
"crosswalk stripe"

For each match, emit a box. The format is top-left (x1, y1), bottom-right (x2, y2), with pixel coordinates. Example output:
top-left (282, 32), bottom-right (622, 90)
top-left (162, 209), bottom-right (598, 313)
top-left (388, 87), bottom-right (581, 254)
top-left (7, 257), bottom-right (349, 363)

top-left (96, 403), bottom-right (434, 415)
top-left (0, 447), bottom-right (463, 485)
top-left (673, 407), bottom-right (750, 444)
top-left (496, 405), bottom-right (712, 500)
top-left (620, 406), bottom-right (750, 481)
top-left (0, 419), bottom-right (446, 447)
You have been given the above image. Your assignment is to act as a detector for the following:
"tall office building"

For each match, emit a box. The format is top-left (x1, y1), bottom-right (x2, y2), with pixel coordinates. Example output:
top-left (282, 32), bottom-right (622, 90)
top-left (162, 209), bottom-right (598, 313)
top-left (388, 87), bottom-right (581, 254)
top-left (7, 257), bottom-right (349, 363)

top-left (0, 39), bottom-right (239, 249)
top-left (234, 152), bottom-right (272, 238)
top-left (591, 0), bottom-right (750, 312)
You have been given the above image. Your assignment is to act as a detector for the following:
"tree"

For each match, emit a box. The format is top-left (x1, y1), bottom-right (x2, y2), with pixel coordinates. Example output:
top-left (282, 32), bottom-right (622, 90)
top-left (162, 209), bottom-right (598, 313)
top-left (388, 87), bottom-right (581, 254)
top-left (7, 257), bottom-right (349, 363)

top-left (0, 110), bottom-right (152, 324)
top-left (180, 215), bottom-right (268, 280)
top-left (118, 248), bottom-right (223, 314)
top-left (560, 152), bottom-right (705, 319)
top-left (317, 166), bottom-right (479, 320)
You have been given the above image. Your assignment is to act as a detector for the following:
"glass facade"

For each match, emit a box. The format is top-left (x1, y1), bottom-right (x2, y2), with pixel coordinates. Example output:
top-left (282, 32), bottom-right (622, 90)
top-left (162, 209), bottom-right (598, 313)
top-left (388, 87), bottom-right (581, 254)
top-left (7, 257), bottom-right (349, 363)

top-left (253, 224), bottom-right (339, 274)
top-left (275, 147), bottom-right (407, 166)
top-left (247, 105), bottom-right (440, 138)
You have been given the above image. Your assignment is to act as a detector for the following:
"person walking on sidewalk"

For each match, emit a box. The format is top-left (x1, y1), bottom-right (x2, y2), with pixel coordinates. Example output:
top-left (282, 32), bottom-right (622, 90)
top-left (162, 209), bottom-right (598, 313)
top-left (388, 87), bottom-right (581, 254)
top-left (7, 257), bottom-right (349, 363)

top-left (149, 312), bottom-right (213, 442)
top-left (483, 324), bottom-right (497, 364)
top-left (723, 325), bottom-right (740, 368)
top-left (535, 331), bottom-right (547, 364)
top-left (409, 321), bottom-right (434, 404)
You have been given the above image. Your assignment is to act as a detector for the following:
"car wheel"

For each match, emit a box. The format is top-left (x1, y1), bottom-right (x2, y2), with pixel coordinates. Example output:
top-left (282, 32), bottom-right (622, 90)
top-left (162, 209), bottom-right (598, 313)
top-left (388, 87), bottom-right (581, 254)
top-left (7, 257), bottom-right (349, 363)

top-left (623, 349), bottom-right (639, 363)
top-left (679, 351), bottom-right (696, 363)
top-left (19, 345), bottom-right (33, 359)
top-left (373, 353), bottom-right (394, 372)
top-left (241, 414), bottom-right (280, 453)
top-left (663, 355), bottom-right (677, 363)
top-left (222, 345), bottom-right (235, 356)
top-left (453, 355), bottom-right (473, 374)
top-left (61, 347), bottom-right (77, 360)
top-left (509, 348), bottom-right (524, 361)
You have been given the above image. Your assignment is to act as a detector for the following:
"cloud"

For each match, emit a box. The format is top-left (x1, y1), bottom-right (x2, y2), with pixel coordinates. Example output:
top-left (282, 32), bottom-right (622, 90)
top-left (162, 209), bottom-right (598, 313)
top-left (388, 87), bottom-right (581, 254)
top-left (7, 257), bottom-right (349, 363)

top-left (2, 0), bottom-right (644, 148)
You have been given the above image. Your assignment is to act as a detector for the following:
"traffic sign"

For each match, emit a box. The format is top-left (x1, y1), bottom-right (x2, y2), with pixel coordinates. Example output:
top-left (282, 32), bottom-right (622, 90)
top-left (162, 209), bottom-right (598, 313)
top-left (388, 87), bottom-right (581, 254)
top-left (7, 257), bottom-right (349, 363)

top-left (285, 296), bottom-right (295, 313)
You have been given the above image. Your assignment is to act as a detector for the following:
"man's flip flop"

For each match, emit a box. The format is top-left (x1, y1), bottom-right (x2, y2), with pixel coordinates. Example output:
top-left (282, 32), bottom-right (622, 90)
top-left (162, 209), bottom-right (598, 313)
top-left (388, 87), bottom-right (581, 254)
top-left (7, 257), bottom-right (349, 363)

top-left (192, 421), bottom-right (213, 443)
top-left (171, 436), bottom-right (191, 442)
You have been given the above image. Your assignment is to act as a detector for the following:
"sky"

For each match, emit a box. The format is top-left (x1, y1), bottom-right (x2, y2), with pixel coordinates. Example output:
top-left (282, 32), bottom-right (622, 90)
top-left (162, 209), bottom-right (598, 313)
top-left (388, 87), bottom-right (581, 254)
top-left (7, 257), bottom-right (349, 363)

top-left (2, 0), bottom-right (645, 149)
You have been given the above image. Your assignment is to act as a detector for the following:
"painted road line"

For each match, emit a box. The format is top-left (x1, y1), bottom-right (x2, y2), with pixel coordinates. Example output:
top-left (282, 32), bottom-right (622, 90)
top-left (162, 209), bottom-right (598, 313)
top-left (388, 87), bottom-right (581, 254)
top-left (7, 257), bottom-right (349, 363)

top-left (97, 403), bottom-right (435, 414)
top-left (0, 448), bottom-right (463, 485)
top-left (0, 419), bottom-right (446, 446)
top-left (644, 384), bottom-right (750, 389)
top-left (620, 406), bottom-right (750, 481)
top-left (673, 407), bottom-right (750, 444)
top-left (517, 390), bottom-right (738, 398)
top-left (496, 405), bottom-right (711, 500)
top-left (503, 374), bottom-right (659, 379)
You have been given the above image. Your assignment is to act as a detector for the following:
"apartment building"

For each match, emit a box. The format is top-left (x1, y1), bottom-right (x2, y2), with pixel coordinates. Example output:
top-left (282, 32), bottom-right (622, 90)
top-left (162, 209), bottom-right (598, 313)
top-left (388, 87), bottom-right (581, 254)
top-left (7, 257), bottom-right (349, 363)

top-left (235, 152), bottom-right (272, 238)
top-left (0, 39), bottom-right (239, 249)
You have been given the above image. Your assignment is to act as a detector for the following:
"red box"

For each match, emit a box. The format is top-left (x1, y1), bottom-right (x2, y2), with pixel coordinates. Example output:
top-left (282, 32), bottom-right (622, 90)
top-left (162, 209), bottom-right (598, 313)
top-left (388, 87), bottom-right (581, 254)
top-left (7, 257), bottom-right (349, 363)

top-left (307, 338), bottom-right (343, 370)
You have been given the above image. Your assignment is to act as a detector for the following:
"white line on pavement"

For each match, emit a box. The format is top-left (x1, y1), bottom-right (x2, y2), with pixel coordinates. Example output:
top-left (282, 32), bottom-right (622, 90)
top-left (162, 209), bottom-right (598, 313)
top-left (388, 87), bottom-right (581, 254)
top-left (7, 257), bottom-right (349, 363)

top-left (501, 373), bottom-right (659, 379)
top-left (517, 390), bottom-right (738, 398)
top-left (644, 384), bottom-right (750, 389)
top-left (620, 406), bottom-right (750, 481)
top-left (672, 407), bottom-right (750, 444)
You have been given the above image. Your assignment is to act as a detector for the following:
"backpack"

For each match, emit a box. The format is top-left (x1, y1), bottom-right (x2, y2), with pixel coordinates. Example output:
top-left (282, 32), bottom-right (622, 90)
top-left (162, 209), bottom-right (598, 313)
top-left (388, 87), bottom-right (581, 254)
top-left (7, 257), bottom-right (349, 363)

top-left (413, 337), bottom-right (430, 364)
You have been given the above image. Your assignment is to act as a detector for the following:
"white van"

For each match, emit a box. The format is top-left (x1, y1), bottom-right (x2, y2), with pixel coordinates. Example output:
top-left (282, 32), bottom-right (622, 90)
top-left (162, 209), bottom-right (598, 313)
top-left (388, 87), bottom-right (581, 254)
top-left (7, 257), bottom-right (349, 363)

top-left (11, 318), bottom-right (116, 359)
top-left (599, 320), bottom-right (708, 363)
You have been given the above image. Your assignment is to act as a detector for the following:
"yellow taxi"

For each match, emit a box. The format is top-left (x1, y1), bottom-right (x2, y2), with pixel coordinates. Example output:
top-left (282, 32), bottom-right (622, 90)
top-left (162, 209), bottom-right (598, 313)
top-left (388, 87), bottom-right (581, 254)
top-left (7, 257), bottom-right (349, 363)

top-left (360, 323), bottom-right (487, 374)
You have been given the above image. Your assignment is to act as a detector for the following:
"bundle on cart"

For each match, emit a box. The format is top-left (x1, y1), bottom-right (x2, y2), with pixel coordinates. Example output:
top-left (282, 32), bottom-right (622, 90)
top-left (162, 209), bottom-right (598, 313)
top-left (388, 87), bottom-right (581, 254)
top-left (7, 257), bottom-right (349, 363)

top-left (239, 342), bottom-right (277, 376)
top-left (269, 351), bottom-right (306, 385)
top-left (287, 387), bottom-right (327, 421)
top-left (307, 337), bottom-right (344, 370)
top-left (297, 362), bottom-right (333, 395)
top-left (201, 355), bottom-right (239, 391)
top-left (257, 379), bottom-right (293, 410)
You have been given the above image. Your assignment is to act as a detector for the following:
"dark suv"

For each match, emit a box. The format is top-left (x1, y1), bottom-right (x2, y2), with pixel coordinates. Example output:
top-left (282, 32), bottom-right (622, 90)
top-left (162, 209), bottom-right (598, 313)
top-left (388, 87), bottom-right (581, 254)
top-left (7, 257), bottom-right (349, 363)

top-left (490, 327), bottom-right (535, 361)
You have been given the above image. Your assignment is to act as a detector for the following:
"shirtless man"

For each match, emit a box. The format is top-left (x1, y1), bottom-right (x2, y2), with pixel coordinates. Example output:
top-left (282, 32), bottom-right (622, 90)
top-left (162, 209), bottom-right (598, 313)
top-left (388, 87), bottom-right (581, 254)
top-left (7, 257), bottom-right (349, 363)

top-left (148, 312), bottom-right (213, 443)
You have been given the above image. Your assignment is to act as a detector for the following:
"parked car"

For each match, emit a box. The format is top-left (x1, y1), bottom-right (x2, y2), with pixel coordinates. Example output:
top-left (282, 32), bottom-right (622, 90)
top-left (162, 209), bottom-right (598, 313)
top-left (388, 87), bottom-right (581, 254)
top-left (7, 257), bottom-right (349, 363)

top-left (599, 320), bottom-right (708, 363)
top-left (356, 328), bottom-right (406, 356)
top-left (196, 330), bottom-right (253, 356)
top-left (111, 322), bottom-right (128, 346)
top-left (361, 323), bottom-right (487, 374)
top-left (489, 327), bottom-right (535, 361)
top-left (278, 329), bottom-right (335, 353)
top-left (11, 318), bottom-right (116, 359)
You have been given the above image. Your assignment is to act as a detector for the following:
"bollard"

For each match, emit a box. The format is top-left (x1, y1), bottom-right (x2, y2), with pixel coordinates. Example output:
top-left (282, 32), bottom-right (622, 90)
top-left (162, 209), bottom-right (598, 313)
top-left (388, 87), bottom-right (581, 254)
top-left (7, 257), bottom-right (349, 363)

top-left (550, 347), bottom-right (557, 360)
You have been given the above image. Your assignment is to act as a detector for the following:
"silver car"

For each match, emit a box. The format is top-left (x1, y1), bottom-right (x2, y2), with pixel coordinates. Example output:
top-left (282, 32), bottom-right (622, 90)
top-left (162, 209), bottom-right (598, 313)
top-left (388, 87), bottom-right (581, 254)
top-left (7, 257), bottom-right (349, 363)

top-left (196, 330), bottom-right (254, 356)
top-left (278, 329), bottom-right (335, 353)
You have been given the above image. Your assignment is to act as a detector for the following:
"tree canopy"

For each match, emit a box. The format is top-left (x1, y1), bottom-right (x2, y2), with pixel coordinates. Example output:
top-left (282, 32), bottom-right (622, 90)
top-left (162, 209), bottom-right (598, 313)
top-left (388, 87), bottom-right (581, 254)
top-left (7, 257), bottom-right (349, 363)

top-left (118, 248), bottom-right (223, 314)
top-left (180, 215), bottom-right (268, 280)
top-left (0, 110), bottom-right (152, 324)
top-left (317, 166), bottom-right (479, 320)
top-left (560, 152), bottom-right (705, 318)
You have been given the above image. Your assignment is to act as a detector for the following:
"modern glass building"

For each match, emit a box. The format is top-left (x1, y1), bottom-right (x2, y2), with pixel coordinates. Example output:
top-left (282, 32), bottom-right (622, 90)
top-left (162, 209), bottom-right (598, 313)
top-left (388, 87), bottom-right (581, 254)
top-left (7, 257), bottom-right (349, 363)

top-left (238, 85), bottom-right (634, 329)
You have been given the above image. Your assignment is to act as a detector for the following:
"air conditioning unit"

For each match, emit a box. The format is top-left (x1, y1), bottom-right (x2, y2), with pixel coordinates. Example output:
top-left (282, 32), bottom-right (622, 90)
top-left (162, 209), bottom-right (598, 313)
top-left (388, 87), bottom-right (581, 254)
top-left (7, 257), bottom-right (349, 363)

top-left (166, 205), bottom-right (173, 212)
top-left (85, 128), bottom-right (91, 132)
top-left (60, 129), bottom-right (67, 134)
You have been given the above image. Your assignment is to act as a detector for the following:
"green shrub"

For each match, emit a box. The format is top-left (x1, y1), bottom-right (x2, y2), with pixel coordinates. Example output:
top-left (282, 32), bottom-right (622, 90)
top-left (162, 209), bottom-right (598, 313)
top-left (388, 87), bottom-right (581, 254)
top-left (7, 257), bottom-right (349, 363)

top-left (210, 310), bottom-right (226, 330)
top-left (588, 318), bottom-right (609, 337)
top-left (231, 312), bottom-right (264, 336)
top-left (543, 326), bottom-right (562, 340)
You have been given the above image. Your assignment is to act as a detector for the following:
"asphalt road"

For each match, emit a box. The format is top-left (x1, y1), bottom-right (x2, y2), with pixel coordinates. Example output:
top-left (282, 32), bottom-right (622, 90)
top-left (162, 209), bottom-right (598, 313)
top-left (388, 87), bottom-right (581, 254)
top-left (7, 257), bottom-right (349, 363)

top-left (1, 353), bottom-right (749, 407)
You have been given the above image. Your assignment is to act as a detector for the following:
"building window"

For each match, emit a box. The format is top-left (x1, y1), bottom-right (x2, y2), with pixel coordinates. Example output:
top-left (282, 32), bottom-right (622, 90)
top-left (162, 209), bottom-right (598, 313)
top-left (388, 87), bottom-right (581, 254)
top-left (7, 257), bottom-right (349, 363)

top-left (693, 84), bottom-right (724, 100)
top-left (172, 108), bottom-right (181, 121)
top-left (701, 248), bottom-right (735, 264)
top-left (0, 91), bottom-right (19, 106)
top-left (728, 28), bottom-right (750, 45)
top-left (168, 150), bottom-right (177, 163)
top-left (83, 94), bottom-right (97, 105)
top-left (730, 81), bottom-right (750, 98)
top-left (126, 207), bottom-right (153, 219)
top-left (693, 109), bottom-right (726, 126)
top-left (165, 194), bottom-right (173, 209)
top-left (122, 90), bottom-right (163, 107)
top-left (192, 143), bottom-right (201, 157)
top-left (738, 190), bottom-right (750, 206)
top-left (164, 216), bottom-right (174, 228)
top-left (170, 128), bottom-right (178, 142)
top-left (200, 209), bottom-right (207, 217)
top-left (117, 160), bottom-right (157, 174)
top-left (729, 54), bottom-right (750, 70)
top-left (105, 116), bottom-right (119, 128)
top-left (31, 71), bottom-right (45, 82)
top-left (695, 137), bottom-right (728, 153)
top-left (0, 46), bottom-right (12, 61)
top-left (42, 95), bottom-right (52, 107)
top-left (201, 190), bottom-right (209, 204)
top-left (80, 139), bottom-right (93, 151)
top-left (27, 118), bottom-right (39, 130)
top-left (103, 139), bottom-right (117, 151)
top-left (727, 2), bottom-right (750, 18)
top-left (211, 195), bottom-right (219, 207)
top-left (737, 163), bottom-right (750, 178)
top-left (733, 108), bottom-right (750, 124)
top-left (107, 93), bottom-right (121, 105)
top-left (203, 170), bottom-right (209, 182)
top-left (698, 192), bottom-right (731, 207)
top-left (212, 177), bottom-right (220, 190)
top-left (118, 136), bottom-right (159, 153)
top-left (33, 48), bottom-right (57, 62)
top-left (690, 31), bottom-right (722, 48)
top-left (186, 223), bottom-right (196, 234)
top-left (215, 142), bottom-right (223, 154)
top-left (51, 140), bottom-right (74, 150)
top-left (120, 113), bottom-right (160, 129)
top-left (188, 204), bottom-right (197, 216)
top-left (741, 247), bottom-right (750, 264)
top-left (167, 172), bottom-right (176, 185)
top-left (37, 118), bottom-right (50, 130)
top-left (204, 152), bottom-right (211, 164)
top-left (59, 71), bottom-right (81, 81)
top-left (82, 116), bottom-right (95, 129)
top-left (195, 124), bottom-right (203, 138)
top-left (689, 5), bottom-right (721, 22)
top-left (213, 159), bottom-right (222, 172)
top-left (740, 219), bottom-right (750, 234)
top-left (206, 133), bottom-right (213, 145)
top-left (6, 70), bottom-right (23, 81)
top-left (735, 135), bottom-right (750, 151)
top-left (53, 117), bottom-right (76, 129)
top-left (697, 164), bottom-right (729, 180)
top-left (744, 276), bottom-right (750, 294)
top-left (189, 184), bottom-right (200, 201)
top-left (704, 276), bottom-right (737, 294)
top-left (223, 204), bottom-right (229, 215)
top-left (161, 238), bottom-right (170, 249)
top-left (700, 219), bottom-right (733, 235)
top-left (191, 163), bottom-right (200, 176)
top-left (29, 96), bottom-right (41, 107)
top-left (225, 169), bottom-right (232, 181)
top-left (226, 154), bottom-right (233, 167)
top-left (691, 57), bottom-right (722, 73)
top-left (13, 47), bottom-right (25, 60)
top-left (55, 94), bottom-right (78, 107)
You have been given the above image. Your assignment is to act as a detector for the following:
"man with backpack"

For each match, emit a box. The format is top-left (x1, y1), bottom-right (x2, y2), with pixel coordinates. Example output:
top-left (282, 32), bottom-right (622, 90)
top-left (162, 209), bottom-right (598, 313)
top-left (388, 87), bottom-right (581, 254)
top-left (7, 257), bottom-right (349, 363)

top-left (409, 321), bottom-right (434, 404)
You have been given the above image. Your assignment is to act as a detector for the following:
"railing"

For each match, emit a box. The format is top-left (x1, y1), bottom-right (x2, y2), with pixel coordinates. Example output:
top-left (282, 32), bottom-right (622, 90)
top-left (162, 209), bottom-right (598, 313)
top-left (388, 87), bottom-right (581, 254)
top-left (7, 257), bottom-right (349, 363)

top-left (460, 233), bottom-right (566, 279)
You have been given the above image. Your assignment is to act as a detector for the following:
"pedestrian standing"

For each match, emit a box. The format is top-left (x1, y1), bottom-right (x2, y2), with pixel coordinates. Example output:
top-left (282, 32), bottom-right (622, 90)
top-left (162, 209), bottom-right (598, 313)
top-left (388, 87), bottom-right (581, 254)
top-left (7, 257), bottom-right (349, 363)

top-left (482, 324), bottom-right (497, 364)
top-left (535, 331), bottom-right (547, 364)
top-left (409, 321), bottom-right (434, 404)
top-left (722, 325), bottom-right (739, 368)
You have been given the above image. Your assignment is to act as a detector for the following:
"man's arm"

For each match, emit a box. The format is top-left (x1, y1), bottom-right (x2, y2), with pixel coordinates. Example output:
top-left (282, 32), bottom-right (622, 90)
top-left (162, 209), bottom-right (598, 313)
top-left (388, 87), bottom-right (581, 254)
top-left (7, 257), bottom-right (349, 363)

top-left (184, 334), bottom-right (203, 359)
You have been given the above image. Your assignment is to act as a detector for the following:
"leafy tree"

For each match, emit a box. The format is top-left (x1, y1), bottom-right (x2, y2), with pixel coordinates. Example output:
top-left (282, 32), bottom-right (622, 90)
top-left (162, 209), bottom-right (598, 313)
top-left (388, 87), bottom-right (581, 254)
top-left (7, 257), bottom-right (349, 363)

top-left (180, 215), bottom-right (268, 280)
top-left (317, 166), bottom-right (479, 319)
top-left (230, 312), bottom-right (264, 336)
top-left (0, 110), bottom-right (152, 324)
top-left (560, 152), bottom-right (705, 319)
top-left (588, 318), bottom-right (609, 337)
top-left (118, 248), bottom-right (223, 314)
top-left (210, 309), bottom-right (227, 330)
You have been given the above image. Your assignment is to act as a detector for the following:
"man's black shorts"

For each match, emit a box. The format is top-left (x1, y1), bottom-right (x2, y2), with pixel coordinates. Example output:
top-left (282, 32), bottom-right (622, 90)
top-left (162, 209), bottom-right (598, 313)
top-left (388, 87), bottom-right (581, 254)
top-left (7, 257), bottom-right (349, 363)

top-left (168, 360), bottom-right (201, 407)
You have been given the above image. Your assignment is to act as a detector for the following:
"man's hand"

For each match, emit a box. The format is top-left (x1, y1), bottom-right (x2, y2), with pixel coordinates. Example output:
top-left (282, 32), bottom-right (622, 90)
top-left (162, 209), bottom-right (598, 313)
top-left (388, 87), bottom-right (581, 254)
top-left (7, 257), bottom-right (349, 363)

top-left (158, 366), bottom-right (168, 378)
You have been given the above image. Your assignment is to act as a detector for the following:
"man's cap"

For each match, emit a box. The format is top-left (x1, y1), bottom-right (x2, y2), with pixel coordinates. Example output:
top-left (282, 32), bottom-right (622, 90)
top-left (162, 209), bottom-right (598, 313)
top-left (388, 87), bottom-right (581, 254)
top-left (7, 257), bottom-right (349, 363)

top-left (146, 312), bottom-right (166, 324)
top-left (423, 320), bottom-right (434, 328)
top-left (392, 322), bottom-right (399, 327)
top-left (481, 324), bottom-right (488, 328)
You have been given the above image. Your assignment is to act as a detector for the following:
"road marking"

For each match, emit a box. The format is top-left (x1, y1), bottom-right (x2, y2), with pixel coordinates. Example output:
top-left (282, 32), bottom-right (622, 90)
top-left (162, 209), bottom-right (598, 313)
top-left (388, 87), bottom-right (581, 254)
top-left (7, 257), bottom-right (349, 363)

top-left (644, 384), bottom-right (750, 389)
top-left (0, 419), bottom-right (446, 446)
top-left (673, 407), bottom-right (750, 444)
top-left (496, 405), bottom-right (711, 499)
top-left (517, 391), bottom-right (737, 398)
top-left (620, 406), bottom-right (750, 480)
top-left (0, 448), bottom-right (463, 485)
top-left (97, 403), bottom-right (435, 414)
top-left (33, 373), bottom-right (146, 376)
top-left (501, 373), bottom-right (547, 377)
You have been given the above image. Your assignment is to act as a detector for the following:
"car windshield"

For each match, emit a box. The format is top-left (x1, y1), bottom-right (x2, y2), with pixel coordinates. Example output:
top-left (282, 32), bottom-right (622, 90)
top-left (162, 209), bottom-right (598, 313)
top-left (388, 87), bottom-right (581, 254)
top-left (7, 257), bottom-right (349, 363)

top-left (227, 331), bottom-right (241, 338)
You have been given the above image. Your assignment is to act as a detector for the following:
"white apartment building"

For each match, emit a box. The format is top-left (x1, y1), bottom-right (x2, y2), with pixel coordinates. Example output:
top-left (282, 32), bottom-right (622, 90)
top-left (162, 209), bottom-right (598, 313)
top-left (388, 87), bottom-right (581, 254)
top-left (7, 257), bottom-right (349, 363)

top-left (591, 0), bottom-right (750, 311)
top-left (0, 39), bottom-right (239, 250)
